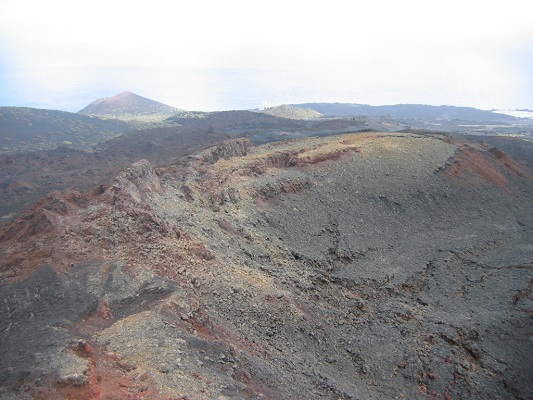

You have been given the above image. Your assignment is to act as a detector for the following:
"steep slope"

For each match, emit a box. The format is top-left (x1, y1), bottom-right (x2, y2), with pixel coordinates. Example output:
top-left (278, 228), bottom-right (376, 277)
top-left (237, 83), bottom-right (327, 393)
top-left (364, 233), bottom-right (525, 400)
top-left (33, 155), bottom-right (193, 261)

top-left (1, 133), bottom-right (532, 399)
top-left (0, 107), bottom-right (133, 153)
top-left (78, 91), bottom-right (182, 121)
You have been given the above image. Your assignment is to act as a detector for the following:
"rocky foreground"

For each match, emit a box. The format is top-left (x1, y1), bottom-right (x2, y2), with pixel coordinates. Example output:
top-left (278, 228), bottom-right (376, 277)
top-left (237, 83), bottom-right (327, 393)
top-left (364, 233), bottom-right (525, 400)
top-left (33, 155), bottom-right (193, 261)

top-left (0, 132), bottom-right (532, 399)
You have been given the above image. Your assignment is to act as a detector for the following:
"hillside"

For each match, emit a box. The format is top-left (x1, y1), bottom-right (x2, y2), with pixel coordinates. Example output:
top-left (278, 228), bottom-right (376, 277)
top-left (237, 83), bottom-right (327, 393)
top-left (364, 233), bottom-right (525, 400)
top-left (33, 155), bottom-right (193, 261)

top-left (292, 103), bottom-right (519, 122)
top-left (0, 132), bottom-right (532, 399)
top-left (0, 107), bottom-right (133, 153)
top-left (78, 91), bottom-right (183, 121)
top-left (261, 104), bottom-right (323, 119)
top-left (0, 110), bottom-right (372, 225)
top-left (2, 105), bottom-right (533, 228)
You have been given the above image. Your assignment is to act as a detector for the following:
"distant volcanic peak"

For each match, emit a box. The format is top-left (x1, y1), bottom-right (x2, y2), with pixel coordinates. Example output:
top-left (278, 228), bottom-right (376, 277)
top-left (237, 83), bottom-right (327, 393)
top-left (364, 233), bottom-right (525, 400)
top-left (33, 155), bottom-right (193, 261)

top-left (78, 91), bottom-right (182, 120)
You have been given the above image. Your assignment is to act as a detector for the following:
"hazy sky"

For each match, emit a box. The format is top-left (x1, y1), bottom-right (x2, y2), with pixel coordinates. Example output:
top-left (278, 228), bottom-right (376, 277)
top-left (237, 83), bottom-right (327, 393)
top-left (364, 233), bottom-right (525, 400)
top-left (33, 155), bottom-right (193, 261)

top-left (1, 0), bottom-right (532, 112)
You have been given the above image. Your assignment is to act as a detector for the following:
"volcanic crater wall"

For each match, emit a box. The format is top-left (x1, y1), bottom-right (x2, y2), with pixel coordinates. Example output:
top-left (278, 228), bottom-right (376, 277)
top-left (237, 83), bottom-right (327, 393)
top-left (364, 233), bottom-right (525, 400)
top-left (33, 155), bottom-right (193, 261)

top-left (0, 132), bottom-right (532, 399)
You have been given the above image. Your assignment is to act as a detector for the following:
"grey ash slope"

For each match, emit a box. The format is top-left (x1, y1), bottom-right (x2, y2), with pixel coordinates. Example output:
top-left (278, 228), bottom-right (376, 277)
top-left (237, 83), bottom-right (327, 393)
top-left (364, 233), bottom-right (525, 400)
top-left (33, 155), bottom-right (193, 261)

top-left (78, 91), bottom-right (183, 121)
top-left (175, 133), bottom-right (533, 400)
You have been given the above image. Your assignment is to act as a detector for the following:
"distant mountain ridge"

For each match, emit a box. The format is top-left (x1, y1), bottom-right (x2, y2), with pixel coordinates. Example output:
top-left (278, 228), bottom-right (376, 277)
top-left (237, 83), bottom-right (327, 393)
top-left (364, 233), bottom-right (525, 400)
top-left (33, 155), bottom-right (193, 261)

top-left (78, 91), bottom-right (182, 121)
top-left (290, 103), bottom-right (518, 122)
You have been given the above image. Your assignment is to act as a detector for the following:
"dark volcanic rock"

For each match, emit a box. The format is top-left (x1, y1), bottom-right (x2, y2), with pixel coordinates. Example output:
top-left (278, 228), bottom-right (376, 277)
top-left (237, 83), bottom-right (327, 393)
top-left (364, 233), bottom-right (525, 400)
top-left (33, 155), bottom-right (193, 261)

top-left (0, 265), bottom-right (97, 387)
top-left (0, 132), bottom-right (532, 399)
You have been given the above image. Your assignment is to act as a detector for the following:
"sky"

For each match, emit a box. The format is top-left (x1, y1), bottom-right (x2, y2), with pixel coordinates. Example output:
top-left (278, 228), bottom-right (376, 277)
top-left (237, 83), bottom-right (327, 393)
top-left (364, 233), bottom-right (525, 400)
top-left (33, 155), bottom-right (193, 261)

top-left (0, 0), bottom-right (532, 112)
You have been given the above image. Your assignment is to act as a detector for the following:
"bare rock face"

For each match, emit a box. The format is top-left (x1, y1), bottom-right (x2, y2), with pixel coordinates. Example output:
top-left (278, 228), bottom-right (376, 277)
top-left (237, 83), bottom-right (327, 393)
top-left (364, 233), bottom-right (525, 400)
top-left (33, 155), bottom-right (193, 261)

top-left (109, 159), bottom-right (163, 205)
top-left (202, 138), bottom-right (253, 164)
top-left (0, 132), bottom-right (532, 399)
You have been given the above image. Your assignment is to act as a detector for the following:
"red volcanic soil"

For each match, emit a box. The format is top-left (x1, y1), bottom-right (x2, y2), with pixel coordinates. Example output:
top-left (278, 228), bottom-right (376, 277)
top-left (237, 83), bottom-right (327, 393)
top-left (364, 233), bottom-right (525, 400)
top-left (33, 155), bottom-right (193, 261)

top-left (32, 342), bottom-right (159, 400)
top-left (442, 138), bottom-right (533, 193)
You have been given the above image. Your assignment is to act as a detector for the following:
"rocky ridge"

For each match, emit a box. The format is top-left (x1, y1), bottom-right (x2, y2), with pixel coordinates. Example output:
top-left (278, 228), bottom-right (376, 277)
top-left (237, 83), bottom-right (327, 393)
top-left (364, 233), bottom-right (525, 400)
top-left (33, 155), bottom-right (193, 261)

top-left (0, 132), bottom-right (532, 399)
